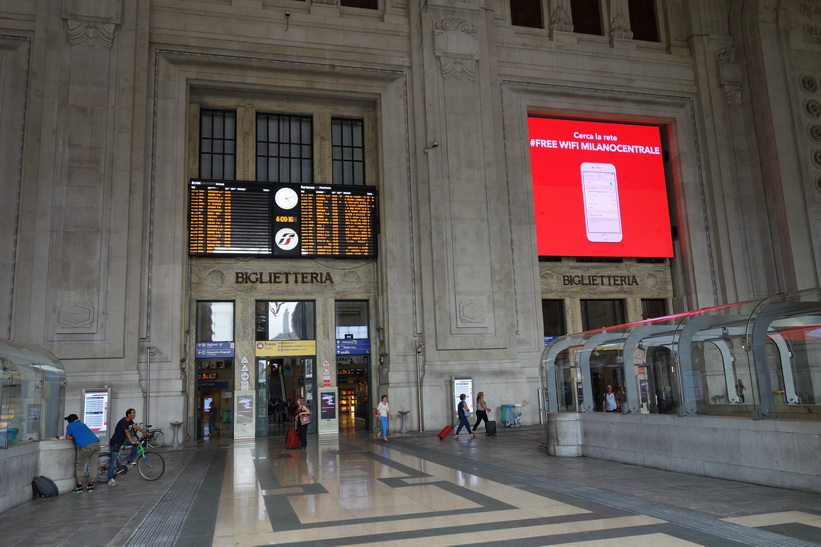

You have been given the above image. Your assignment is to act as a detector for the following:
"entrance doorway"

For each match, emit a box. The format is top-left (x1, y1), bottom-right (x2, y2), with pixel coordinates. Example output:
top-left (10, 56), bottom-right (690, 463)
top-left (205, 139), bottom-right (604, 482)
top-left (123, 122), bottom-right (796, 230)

top-left (261, 356), bottom-right (316, 434)
top-left (196, 358), bottom-right (234, 438)
top-left (337, 356), bottom-right (370, 432)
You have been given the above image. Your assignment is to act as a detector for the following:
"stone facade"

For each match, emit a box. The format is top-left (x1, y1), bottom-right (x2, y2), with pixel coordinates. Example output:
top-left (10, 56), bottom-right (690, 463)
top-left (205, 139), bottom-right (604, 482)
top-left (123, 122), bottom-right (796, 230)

top-left (1, 0), bottom-right (819, 438)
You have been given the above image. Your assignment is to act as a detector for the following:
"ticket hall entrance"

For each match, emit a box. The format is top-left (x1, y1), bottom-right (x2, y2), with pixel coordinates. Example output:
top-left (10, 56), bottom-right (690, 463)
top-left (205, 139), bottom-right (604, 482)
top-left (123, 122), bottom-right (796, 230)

top-left (253, 299), bottom-right (373, 437)
top-left (191, 267), bottom-right (376, 440)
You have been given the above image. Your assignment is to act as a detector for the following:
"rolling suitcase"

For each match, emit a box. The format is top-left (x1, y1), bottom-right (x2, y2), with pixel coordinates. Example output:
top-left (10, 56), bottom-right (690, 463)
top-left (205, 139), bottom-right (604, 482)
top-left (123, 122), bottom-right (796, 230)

top-left (286, 428), bottom-right (300, 449)
top-left (438, 425), bottom-right (453, 440)
top-left (485, 420), bottom-right (497, 436)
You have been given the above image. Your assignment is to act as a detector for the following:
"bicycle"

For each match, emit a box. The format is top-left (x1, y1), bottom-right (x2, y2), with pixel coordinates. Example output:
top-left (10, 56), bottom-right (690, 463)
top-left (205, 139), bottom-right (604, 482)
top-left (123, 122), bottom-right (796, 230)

top-left (97, 433), bottom-right (166, 482)
top-left (138, 423), bottom-right (165, 449)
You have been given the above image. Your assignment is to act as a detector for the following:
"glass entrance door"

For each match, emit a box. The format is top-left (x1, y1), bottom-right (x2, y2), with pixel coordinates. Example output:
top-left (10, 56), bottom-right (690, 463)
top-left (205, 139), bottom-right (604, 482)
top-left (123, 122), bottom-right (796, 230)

top-left (255, 301), bottom-right (317, 436)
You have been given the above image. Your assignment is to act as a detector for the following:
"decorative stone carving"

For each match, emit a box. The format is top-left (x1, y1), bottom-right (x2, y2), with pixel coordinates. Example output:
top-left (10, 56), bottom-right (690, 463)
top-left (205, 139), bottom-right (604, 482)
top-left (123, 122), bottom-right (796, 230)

top-left (800, 74), bottom-right (818, 94)
top-left (644, 272), bottom-right (661, 289)
top-left (716, 48), bottom-right (743, 105)
top-left (66, 19), bottom-right (116, 48)
top-left (434, 17), bottom-right (479, 81)
top-left (810, 124), bottom-right (821, 143)
top-left (609, 13), bottom-right (633, 39)
top-left (341, 270), bottom-right (362, 289)
top-left (57, 302), bottom-right (95, 329)
top-left (457, 298), bottom-right (486, 327)
top-left (813, 148), bottom-right (821, 168)
top-left (805, 99), bottom-right (821, 118)
top-left (549, 6), bottom-right (573, 32)
top-left (205, 269), bottom-right (226, 288)
top-left (540, 272), bottom-right (558, 290)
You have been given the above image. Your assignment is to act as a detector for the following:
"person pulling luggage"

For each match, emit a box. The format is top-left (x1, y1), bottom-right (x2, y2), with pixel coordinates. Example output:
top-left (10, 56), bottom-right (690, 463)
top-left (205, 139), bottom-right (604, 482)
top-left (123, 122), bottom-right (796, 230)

top-left (454, 393), bottom-right (475, 439)
top-left (472, 392), bottom-right (492, 433)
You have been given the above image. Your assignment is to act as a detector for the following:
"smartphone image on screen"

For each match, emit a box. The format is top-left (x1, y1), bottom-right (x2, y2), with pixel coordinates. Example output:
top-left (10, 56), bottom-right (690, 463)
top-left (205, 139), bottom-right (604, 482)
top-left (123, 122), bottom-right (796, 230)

top-left (581, 162), bottom-right (623, 242)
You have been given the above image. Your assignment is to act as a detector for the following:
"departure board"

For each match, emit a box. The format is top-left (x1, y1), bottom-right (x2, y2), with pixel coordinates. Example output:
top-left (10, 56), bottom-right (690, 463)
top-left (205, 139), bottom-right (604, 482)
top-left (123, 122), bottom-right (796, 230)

top-left (189, 180), bottom-right (378, 258)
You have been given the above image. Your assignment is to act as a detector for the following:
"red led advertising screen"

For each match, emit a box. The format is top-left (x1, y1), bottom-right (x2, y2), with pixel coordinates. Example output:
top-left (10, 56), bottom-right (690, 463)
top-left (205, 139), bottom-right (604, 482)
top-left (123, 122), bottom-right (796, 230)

top-left (528, 117), bottom-right (673, 257)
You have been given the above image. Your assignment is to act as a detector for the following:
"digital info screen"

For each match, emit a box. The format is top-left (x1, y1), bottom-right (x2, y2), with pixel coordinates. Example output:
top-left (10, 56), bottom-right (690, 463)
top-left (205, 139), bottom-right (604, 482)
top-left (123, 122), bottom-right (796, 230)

top-left (528, 117), bottom-right (674, 258)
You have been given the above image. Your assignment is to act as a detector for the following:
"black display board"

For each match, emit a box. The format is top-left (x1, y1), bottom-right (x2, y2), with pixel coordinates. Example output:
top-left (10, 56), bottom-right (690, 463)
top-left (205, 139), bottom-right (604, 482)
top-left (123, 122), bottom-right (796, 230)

top-left (189, 180), bottom-right (378, 258)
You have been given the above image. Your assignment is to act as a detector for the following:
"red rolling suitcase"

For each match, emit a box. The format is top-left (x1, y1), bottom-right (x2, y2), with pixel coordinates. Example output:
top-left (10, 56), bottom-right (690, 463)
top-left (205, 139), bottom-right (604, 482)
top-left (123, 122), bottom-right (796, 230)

top-left (286, 428), bottom-right (300, 449)
top-left (438, 425), bottom-right (453, 439)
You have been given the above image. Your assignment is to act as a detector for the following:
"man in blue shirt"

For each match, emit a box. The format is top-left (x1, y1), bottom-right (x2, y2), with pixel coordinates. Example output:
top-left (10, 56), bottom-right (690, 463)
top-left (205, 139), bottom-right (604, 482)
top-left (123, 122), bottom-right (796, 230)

top-left (65, 414), bottom-right (101, 493)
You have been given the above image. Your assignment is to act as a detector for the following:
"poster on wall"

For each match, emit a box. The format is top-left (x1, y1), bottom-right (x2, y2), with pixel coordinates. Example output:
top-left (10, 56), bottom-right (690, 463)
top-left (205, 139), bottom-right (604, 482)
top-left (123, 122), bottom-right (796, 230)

top-left (528, 117), bottom-right (674, 258)
top-left (82, 389), bottom-right (110, 433)
top-left (236, 394), bottom-right (254, 424)
top-left (451, 377), bottom-right (474, 417)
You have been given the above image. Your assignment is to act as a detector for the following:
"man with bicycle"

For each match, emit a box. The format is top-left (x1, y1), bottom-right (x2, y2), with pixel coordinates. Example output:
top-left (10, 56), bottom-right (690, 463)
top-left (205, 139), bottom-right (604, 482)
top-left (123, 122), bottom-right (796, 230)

top-left (107, 408), bottom-right (149, 486)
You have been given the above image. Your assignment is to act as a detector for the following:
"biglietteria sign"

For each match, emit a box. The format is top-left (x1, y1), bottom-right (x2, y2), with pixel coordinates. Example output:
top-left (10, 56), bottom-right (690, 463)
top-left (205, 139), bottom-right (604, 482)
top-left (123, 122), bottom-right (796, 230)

top-left (235, 272), bottom-right (334, 284)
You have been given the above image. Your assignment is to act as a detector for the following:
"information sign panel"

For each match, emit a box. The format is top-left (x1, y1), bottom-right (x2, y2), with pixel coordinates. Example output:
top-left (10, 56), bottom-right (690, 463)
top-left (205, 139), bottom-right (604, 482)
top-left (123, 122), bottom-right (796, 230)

top-left (451, 377), bottom-right (473, 418)
top-left (82, 388), bottom-right (111, 434)
top-left (320, 392), bottom-right (336, 420)
top-left (189, 180), bottom-right (377, 258)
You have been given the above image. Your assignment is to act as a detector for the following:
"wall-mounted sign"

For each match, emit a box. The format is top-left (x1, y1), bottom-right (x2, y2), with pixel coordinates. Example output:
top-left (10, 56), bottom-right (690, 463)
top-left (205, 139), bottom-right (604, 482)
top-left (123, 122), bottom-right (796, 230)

top-left (528, 117), bottom-right (673, 258)
top-left (189, 180), bottom-right (378, 258)
top-left (335, 339), bottom-right (370, 355)
top-left (82, 389), bottom-right (110, 433)
top-left (452, 377), bottom-right (474, 417)
top-left (199, 381), bottom-right (230, 389)
top-left (255, 340), bottom-right (317, 357)
top-left (195, 341), bottom-right (235, 358)
top-left (234, 271), bottom-right (334, 284)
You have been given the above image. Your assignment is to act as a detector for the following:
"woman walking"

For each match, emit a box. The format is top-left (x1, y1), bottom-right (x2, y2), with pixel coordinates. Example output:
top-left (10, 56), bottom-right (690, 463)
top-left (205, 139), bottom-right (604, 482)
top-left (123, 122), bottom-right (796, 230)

top-left (472, 392), bottom-right (491, 433)
top-left (376, 395), bottom-right (391, 441)
top-left (454, 393), bottom-right (475, 439)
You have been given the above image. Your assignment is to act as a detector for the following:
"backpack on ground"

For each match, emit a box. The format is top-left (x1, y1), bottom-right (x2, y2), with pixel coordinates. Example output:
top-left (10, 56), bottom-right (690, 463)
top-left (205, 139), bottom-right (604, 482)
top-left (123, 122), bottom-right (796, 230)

top-left (31, 476), bottom-right (59, 498)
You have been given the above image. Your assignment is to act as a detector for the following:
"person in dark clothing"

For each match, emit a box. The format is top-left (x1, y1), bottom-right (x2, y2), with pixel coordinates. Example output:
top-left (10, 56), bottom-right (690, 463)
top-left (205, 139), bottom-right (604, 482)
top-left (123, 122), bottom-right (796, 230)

top-left (472, 392), bottom-right (492, 433)
top-left (107, 408), bottom-right (148, 485)
top-left (295, 397), bottom-right (310, 449)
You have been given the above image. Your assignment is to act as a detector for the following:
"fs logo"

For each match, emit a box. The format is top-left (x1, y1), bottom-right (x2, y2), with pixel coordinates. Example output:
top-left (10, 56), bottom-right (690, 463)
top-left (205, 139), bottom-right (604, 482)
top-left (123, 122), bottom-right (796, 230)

top-left (275, 229), bottom-right (299, 251)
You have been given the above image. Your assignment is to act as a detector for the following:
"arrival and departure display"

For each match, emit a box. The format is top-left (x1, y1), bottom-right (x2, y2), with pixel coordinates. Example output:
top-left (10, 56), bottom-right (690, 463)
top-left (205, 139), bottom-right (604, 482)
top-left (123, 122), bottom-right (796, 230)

top-left (528, 117), bottom-right (674, 258)
top-left (189, 180), bottom-right (378, 258)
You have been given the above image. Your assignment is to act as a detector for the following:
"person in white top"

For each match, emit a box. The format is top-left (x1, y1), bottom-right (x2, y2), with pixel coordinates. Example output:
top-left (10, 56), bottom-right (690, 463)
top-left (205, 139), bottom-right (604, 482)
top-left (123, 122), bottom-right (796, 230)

top-left (602, 384), bottom-right (618, 412)
top-left (376, 395), bottom-right (391, 442)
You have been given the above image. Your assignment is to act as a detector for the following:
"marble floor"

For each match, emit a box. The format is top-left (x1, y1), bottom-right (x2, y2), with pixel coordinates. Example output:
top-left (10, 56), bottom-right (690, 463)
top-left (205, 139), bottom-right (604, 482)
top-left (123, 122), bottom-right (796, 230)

top-left (2, 425), bottom-right (821, 546)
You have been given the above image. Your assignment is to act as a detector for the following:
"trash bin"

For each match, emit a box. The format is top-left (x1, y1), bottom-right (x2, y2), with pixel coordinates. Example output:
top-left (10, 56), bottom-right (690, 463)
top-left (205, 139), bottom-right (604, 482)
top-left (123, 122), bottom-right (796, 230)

top-left (0, 428), bottom-right (19, 445)
top-left (500, 404), bottom-right (511, 425)
top-left (773, 391), bottom-right (785, 405)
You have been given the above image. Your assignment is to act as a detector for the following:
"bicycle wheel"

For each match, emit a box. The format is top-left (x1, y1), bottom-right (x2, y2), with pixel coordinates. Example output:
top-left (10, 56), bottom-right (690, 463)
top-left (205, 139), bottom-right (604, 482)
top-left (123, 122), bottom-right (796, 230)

top-left (147, 430), bottom-right (164, 449)
top-left (137, 452), bottom-right (165, 481)
top-left (97, 454), bottom-right (110, 483)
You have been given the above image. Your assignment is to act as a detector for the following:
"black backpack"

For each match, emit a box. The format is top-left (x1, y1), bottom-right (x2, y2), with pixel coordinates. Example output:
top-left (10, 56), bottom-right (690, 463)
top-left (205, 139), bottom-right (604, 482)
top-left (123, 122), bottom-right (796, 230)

top-left (31, 476), bottom-right (59, 498)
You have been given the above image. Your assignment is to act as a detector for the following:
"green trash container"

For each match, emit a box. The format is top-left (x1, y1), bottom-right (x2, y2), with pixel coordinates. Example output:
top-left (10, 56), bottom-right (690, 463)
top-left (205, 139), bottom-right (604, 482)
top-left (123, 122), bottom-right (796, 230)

top-left (773, 391), bottom-right (785, 405)
top-left (501, 404), bottom-right (514, 426)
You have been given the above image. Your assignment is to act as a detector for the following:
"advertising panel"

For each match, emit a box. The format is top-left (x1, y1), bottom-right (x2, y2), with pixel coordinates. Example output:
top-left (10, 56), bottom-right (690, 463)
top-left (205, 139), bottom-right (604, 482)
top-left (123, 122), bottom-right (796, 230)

top-left (82, 389), bottom-right (110, 433)
top-left (528, 117), bottom-right (673, 257)
top-left (320, 392), bottom-right (337, 420)
top-left (451, 377), bottom-right (473, 417)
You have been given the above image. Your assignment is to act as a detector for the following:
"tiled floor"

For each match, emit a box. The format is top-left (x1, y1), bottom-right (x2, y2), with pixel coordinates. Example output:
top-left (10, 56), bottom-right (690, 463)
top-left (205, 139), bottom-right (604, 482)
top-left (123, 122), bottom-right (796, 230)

top-left (2, 425), bottom-right (821, 546)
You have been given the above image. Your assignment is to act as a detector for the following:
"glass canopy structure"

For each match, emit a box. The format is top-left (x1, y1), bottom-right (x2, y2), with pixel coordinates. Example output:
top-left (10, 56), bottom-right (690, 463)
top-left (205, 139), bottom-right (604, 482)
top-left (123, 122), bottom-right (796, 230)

top-left (541, 287), bottom-right (821, 420)
top-left (0, 340), bottom-right (66, 448)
